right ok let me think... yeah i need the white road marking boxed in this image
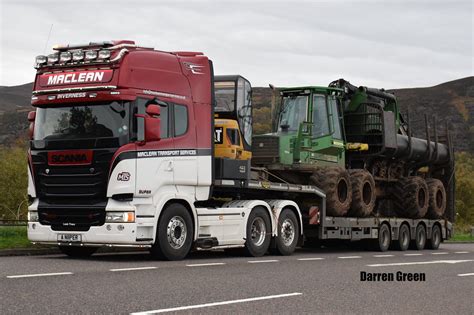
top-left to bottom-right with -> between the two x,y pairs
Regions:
455,251 -> 469,254
297,257 -> 325,261
373,254 -> 394,257
131,292 -> 303,314
404,253 -> 423,256
248,259 -> 279,264
367,259 -> 474,267
457,273 -> 474,277
338,256 -> 362,259
110,266 -> 157,272
7,272 -> 73,279
431,252 -> 449,255
186,263 -> 226,267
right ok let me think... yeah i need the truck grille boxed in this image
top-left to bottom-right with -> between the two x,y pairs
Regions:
38,205 -> 106,231
32,150 -> 114,201
251,135 -> 279,165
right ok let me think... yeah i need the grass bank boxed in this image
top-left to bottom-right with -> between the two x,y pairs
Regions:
0,226 -> 32,249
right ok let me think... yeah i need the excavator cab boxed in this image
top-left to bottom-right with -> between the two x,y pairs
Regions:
213,75 -> 252,180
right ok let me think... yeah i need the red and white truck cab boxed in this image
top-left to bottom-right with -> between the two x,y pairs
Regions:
27,40 -> 309,260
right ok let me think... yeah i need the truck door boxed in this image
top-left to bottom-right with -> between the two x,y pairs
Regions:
135,98 -> 175,197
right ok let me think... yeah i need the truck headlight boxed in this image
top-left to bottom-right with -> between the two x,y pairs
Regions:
28,211 -> 38,222
105,212 -> 135,223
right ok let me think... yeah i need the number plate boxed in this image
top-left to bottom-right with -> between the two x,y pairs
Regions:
57,234 -> 82,242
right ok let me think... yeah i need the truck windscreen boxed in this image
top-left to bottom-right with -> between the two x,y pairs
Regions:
34,101 -> 130,141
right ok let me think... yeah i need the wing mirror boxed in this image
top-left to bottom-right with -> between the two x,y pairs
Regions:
28,111 -> 36,139
136,104 -> 161,144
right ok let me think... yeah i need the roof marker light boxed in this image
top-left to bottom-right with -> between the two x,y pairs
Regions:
47,53 -> 59,64
35,55 -> 47,66
72,50 -> 84,61
59,52 -> 72,63
85,50 -> 98,61
98,50 -> 111,59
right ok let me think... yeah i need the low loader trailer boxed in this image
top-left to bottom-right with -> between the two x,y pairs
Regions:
27,40 -> 452,260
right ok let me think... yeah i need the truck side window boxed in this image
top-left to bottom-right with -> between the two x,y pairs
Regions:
174,104 -> 188,136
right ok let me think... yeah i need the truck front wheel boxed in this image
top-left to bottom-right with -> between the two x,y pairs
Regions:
59,246 -> 98,258
274,209 -> 299,256
245,207 -> 271,257
151,203 -> 193,261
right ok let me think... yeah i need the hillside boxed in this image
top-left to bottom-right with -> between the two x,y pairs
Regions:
0,77 -> 473,151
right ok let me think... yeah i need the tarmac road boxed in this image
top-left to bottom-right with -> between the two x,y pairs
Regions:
0,243 -> 473,314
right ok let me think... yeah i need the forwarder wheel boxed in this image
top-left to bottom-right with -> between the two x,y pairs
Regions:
245,207 -> 271,257
427,224 -> 441,250
310,167 -> 352,216
150,203 -> 193,261
59,246 -> 98,258
372,223 -> 391,252
426,179 -> 446,219
395,224 -> 410,251
348,169 -> 376,217
410,224 -> 426,250
394,176 -> 428,218
274,209 -> 299,256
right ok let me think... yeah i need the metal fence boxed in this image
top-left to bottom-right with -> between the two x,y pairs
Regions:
0,220 -> 27,226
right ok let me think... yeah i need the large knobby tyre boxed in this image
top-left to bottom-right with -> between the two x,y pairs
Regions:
410,224 -> 426,250
310,166 -> 352,216
394,176 -> 429,218
150,203 -> 193,261
427,224 -> 441,250
58,246 -> 98,258
395,224 -> 410,251
348,169 -> 376,217
426,179 -> 446,219
274,209 -> 299,256
245,207 -> 271,257
371,223 -> 391,252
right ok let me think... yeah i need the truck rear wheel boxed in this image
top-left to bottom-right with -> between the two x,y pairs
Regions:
274,209 -> 299,256
59,246 -> 98,258
427,224 -> 441,250
150,203 -> 193,261
410,224 -> 426,250
394,176 -> 428,218
395,224 -> 410,251
245,207 -> 271,257
310,167 -> 352,216
348,170 -> 376,217
426,179 -> 446,219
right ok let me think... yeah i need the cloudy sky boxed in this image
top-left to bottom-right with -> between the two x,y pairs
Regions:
0,0 -> 472,89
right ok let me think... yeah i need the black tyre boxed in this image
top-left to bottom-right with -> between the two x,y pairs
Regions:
426,179 -> 446,219
372,223 -> 391,252
150,203 -> 193,261
394,176 -> 428,218
395,224 -> 410,251
245,207 -> 271,257
410,224 -> 426,250
310,167 -> 352,216
348,169 -> 376,217
59,246 -> 98,258
427,224 -> 441,250
274,209 -> 299,256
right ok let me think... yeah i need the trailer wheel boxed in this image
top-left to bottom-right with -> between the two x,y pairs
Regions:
245,207 -> 271,257
310,167 -> 352,216
348,170 -> 376,217
150,203 -> 193,261
274,209 -> 299,256
394,176 -> 428,218
410,224 -> 426,250
58,246 -> 98,258
373,223 -> 391,252
426,179 -> 446,219
427,224 -> 441,250
395,224 -> 410,251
